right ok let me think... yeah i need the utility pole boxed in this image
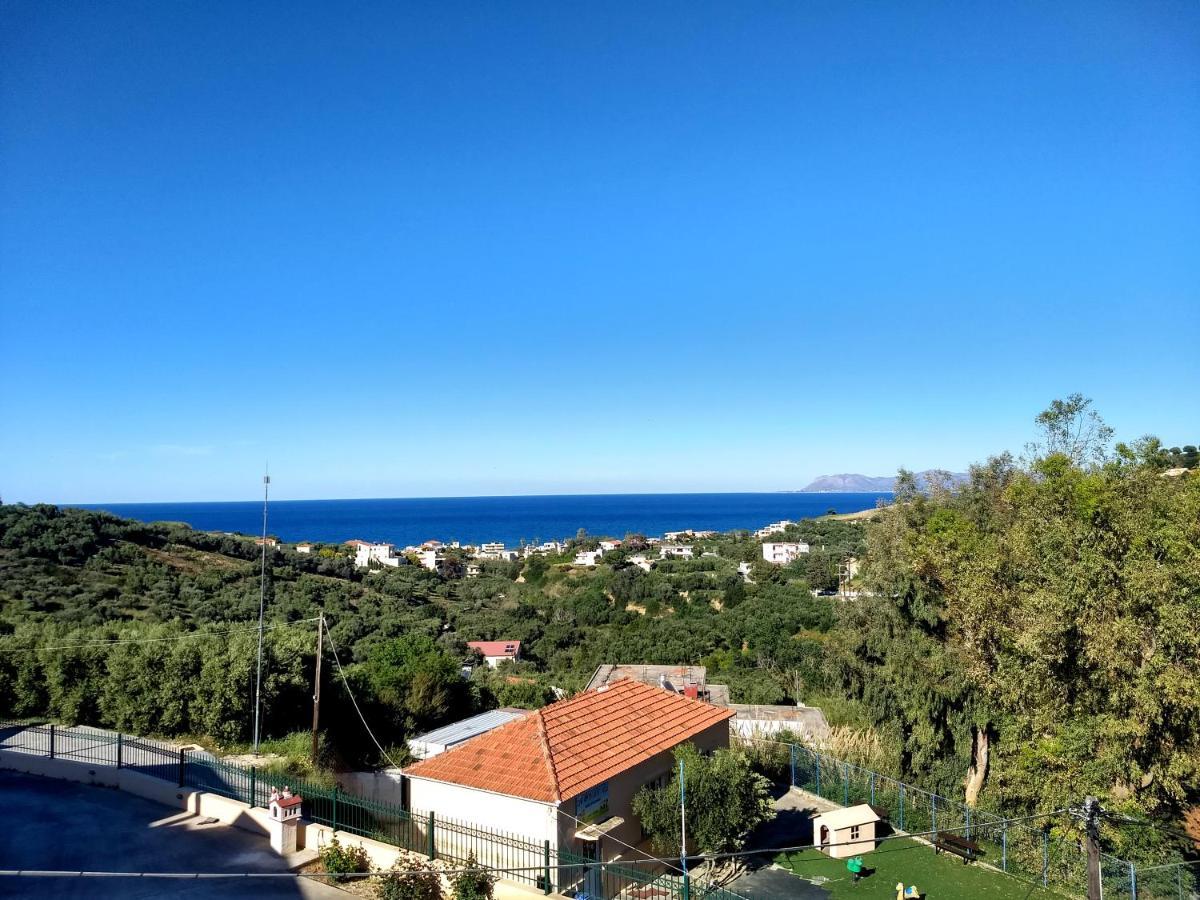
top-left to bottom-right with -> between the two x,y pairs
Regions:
311,613 -> 323,764
252,469 -> 270,756
1084,796 -> 1102,900
679,758 -> 689,900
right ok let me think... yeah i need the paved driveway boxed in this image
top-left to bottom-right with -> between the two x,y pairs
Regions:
0,771 -> 346,899
728,866 -> 831,900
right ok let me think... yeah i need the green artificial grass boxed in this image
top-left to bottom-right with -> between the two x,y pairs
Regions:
775,837 -> 1066,900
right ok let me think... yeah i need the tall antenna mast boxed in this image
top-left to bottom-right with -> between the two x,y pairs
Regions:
252,466 -> 270,755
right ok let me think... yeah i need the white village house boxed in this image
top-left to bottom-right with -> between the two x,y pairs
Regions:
658,544 -> 694,559
762,541 -> 810,565
573,549 -> 604,567
354,542 -> 405,568
754,520 -> 794,539
402,680 -> 733,869
467,640 -> 522,668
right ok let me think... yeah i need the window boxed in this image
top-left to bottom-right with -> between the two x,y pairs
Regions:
850,825 -> 860,840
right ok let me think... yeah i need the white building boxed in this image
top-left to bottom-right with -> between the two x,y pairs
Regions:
295,544 -> 312,554
754,521 -> 795,539
762,542 -> 810,565
737,561 -> 753,582
402,680 -> 733,883
573,549 -> 604,566
663,530 -> 716,541
466,562 -> 482,578
416,549 -> 445,572
477,542 -> 519,562
659,544 -> 694,559
355,542 -> 404,568
597,539 -> 622,552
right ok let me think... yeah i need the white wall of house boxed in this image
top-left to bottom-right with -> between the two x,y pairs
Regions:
407,777 -> 561,848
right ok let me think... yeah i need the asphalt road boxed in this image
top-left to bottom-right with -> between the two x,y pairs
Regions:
728,867 -> 832,900
0,770 -> 346,899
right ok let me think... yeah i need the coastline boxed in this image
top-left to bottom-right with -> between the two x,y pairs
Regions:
72,492 -> 893,548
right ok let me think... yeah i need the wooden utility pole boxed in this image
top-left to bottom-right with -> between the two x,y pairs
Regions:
311,613 -> 323,764
1084,796 -> 1102,900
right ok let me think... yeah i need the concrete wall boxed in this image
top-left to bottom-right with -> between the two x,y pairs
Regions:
336,768 -> 405,806
409,776 -> 559,847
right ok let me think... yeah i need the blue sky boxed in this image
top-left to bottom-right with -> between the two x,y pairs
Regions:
1,1 -> 1197,503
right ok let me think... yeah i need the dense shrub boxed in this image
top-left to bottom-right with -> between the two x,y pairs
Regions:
377,854 -> 443,900
451,854 -> 495,900
318,835 -> 371,883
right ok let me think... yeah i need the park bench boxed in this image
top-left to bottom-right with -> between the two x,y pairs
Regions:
933,832 -> 981,864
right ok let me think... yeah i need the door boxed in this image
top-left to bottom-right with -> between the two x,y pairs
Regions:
580,839 -> 603,899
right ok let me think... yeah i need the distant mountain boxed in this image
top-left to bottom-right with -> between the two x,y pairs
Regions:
800,471 -> 970,492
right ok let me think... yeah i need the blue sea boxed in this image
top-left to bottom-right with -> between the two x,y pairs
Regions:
77,493 -> 891,547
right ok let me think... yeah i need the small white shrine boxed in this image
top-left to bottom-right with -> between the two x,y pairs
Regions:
267,786 -> 304,855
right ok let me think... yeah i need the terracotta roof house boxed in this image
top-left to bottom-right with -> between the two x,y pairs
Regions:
403,680 -> 733,872
467,640 -> 521,668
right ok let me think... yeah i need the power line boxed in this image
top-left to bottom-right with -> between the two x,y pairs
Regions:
0,810 -> 1072,882
0,618 -> 319,654
322,626 -> 402,769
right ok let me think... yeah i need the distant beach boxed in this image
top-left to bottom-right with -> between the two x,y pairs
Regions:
76,492 -> 892,547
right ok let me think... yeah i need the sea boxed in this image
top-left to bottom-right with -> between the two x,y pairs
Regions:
76,493 -> 892,548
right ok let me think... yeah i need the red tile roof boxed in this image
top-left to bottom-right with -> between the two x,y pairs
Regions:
467,640 -> 521,658
403,679 -> 734,803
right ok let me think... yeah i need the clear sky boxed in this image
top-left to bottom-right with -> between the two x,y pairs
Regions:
1,1 -> 1197,503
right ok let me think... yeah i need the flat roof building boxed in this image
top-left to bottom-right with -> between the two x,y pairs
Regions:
407,708 -> 532,760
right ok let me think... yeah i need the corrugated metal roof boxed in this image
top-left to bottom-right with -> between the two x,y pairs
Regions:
410,708 -> 530,748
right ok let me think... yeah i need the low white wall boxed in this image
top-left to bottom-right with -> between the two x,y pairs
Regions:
408,777 -> 559,848
337,768 -> 405,806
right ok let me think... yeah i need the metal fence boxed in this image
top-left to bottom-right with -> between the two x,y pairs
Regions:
738,735 -> 1197,900
0,721 -> 744,900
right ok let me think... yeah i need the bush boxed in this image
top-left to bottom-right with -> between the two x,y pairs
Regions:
451,854 -> 495,900
319,835 -> 371,883
377,854 -> 443,900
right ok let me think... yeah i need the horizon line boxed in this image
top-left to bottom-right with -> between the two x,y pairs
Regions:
42,488 -> 901,506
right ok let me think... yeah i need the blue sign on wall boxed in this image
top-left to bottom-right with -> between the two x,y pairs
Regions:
575,781 -> 610,823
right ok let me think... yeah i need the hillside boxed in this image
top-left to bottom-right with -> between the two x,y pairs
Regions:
1,406 -> 1197,866
801,470 -> 969,492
